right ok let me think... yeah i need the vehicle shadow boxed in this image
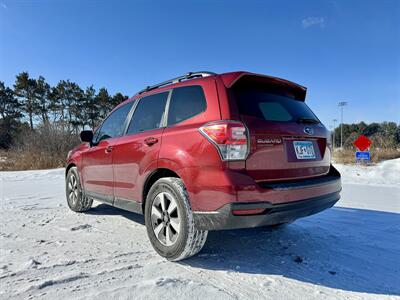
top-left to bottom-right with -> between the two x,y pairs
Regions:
87,203 -> 145,225
183,207 -> 400,296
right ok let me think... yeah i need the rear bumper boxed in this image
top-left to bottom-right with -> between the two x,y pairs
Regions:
194,191 -> 340,230
184,163 -> 341,212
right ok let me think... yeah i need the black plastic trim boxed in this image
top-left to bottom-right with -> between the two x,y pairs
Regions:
85,190 -> 143,214
114,197 -> 142,214
85,191 -> 114,205
194,191 -> 340,230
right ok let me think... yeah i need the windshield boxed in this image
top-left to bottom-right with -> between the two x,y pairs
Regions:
232,90 -> 319,123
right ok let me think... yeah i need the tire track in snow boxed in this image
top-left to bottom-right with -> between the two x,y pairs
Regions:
178,261 -> 262,299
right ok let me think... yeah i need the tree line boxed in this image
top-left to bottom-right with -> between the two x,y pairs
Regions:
1,73 -> 399,151
0,72 -> 128,149
332,121 -> 400,149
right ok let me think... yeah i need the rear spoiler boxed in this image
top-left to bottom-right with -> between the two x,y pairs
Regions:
219,72 -> 307,101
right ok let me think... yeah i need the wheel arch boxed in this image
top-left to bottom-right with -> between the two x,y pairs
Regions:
65,163 -> 77,177
65,163 -> 85,189
142,168 -> 181,213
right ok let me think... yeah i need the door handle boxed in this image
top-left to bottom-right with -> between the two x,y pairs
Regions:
105,145 -> 113,153
144,137 -> 158,146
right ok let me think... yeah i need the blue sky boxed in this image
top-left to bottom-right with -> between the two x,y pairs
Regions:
1,0 -> 399,126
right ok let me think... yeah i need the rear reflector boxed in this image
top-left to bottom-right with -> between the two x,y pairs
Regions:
232,208 -> 266,216
199,121 -> 249,161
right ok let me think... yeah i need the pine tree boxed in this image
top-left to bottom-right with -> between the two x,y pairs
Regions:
0,81 -> 21,120
95,88 -> 111,119
50,80 -> 82,130
111,92 -> 129,107
75,89 -> 87,131
34,76 -> 51,124
65,81 -> 84,133
48,85 -> 62,122
81,86 -> 98,129
0,81 -> 23,148
13,72 -> 38,129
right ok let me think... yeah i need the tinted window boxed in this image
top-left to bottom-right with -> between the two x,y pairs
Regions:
233,90 -> 319,123
259,101 -> 292,121
127,92 -> 169,134
167,86 -> 206,125
95,102 -> 133,142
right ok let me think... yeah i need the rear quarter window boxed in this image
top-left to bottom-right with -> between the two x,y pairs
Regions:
167,85 -> 206,125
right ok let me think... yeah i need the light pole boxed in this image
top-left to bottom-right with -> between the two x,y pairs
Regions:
332,119 -> 338,151
338,101 -> 348,149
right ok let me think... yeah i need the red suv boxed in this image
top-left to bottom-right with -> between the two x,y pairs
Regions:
66,71 -> 341,261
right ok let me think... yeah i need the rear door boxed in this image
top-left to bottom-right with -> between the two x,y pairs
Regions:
112,91 -> 170,202
230,77 -> 330,182
81,102 -> 133,202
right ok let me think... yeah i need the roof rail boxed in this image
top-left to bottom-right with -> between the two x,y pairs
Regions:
137,71 -> 216,94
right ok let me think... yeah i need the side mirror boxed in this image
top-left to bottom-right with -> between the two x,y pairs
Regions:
80,130 -> 93,143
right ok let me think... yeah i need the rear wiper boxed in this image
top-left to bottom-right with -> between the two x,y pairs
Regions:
297,117 -> 320,124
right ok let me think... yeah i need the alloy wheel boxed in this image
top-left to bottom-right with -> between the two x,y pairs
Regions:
151,192 -> 181,246
67,174 -> 79,206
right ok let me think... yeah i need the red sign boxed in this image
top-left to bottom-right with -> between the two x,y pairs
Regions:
353,135 -> 372,151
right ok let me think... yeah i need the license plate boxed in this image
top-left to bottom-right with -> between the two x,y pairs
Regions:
293,141 -> 316,159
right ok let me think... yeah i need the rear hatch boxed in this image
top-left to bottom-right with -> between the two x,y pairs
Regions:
229,74 -> 331,182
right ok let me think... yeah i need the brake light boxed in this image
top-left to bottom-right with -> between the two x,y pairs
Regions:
199,121 -> 249,161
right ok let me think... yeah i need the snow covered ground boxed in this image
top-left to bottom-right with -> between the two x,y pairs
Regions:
0,160 -> 399,300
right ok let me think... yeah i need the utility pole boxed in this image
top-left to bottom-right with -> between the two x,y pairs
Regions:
338,101 -> 348,149
332,119 -> 338,151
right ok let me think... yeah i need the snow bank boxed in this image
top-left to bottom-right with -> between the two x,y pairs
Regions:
334,158 -> 400,187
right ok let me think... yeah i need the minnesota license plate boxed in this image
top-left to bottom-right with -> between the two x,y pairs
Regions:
293,141 -> 316,159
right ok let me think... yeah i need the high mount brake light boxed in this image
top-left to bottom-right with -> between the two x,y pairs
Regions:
199,121 -> 249,161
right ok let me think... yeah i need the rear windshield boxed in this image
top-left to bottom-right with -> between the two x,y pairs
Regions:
232,89 -> 319,123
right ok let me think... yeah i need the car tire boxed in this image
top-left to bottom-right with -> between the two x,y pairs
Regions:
144,177 -> 208,261
66,167 -> 93,212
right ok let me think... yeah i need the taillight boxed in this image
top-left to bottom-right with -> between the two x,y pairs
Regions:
327,133 -> 333,154
199,121 -> 249,161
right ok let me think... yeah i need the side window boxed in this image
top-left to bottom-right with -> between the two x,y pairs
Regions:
167,86 -> 206,125
94,102 -> 133,143
127,92 -> 169,134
